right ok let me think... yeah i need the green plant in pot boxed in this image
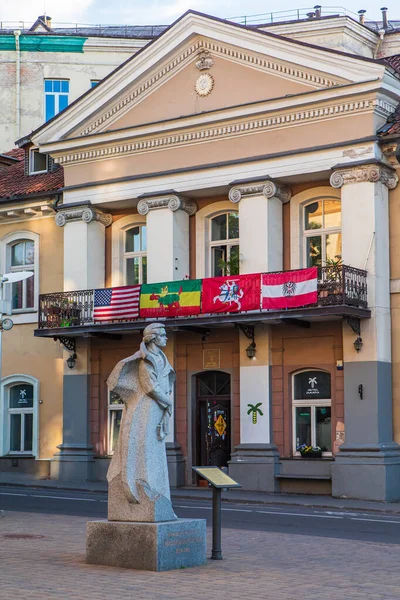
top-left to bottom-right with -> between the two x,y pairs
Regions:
297,444 -> 322,458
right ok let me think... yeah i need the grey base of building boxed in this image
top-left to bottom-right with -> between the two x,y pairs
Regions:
50,444 -> 94,482
166,441 -> 185,488
228,443 -> 280,492
332,443 -> 400,502
86,518 -> 207,571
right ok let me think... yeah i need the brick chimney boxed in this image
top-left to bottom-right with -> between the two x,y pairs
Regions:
358,9 -> 366,24
314,5 -> 322,18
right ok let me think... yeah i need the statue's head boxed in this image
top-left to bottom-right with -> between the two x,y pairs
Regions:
142,323 -> 167,348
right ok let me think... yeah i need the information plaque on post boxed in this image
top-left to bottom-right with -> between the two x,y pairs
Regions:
192,466 -> 241,560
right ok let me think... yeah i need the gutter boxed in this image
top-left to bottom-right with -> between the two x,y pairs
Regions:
14,30 -> 21,141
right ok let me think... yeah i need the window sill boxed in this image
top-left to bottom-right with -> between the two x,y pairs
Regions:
9,312 -> 38,325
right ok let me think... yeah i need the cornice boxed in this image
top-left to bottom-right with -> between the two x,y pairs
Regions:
229,179 -> 291,203
55,96 -> 380,167
55,203 -> 112,227
137,195 -> 197,216
330,164 -> 398,189
78,37 -> 345,138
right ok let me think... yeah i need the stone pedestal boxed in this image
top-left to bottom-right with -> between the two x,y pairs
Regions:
86,519 -> 207,571
228,443 -> 280,492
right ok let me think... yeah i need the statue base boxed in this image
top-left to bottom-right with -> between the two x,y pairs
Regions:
86,518 -> 207,571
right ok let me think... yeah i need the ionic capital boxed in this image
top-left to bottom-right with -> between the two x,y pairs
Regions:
137,195 -> 197,216
330,164 -> 398,190
229,179 -> 292,204
55,204 -> 112,228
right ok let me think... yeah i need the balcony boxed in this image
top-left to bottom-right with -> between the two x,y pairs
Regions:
35,265 -> 369,337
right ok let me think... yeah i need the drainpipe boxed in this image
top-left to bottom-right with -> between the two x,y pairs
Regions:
374,28 -> 386,59
14,30 -> 21,141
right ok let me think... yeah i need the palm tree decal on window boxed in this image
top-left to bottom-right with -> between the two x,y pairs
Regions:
247,403 -> 263,424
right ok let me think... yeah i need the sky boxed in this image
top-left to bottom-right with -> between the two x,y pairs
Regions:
0,0 -> 398,27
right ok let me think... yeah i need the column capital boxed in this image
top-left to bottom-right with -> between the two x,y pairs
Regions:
228,179 -> 292,204
55,203 -> 112,228
330,164 -> 398,190
137,194 -> 197,216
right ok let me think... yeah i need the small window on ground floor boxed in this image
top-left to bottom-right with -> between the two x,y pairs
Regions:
8,383 -> 34,454
292,370 -> 332,455
108,390 -> 124,454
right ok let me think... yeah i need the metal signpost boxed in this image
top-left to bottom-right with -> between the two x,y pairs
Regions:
192,466 -> 241,560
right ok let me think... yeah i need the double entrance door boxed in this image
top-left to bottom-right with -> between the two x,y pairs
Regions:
195,371 -> 231,468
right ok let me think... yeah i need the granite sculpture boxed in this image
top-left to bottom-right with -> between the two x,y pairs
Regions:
107,322 -> 178,522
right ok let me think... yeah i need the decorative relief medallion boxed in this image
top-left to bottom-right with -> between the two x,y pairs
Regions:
195,49 -> 214,71
195,73 -> 214,97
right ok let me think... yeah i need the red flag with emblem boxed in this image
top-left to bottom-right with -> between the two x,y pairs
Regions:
202,274 -> 261,314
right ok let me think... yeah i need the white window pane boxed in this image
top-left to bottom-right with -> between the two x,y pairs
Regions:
211,214 -> 227,241
306,236 -> 322,267
305,201 -> 322,230
24,413 -> 33,452
141,226 -> 147,251
316,406 -> 331,451
228,213 -> 239,239
228,244 -> 240,275
32,151 -> 47,173
10,414 -> 21,451
325,233 -> 342,264
323,200 -> 341,228
212,245 -> 226,276
295,406 -> 311,448
25,241 -> 34,264
11,243 -> 24,266
125,227 -> 140,252
10,384 -> 34,409
126,257 -> 140,285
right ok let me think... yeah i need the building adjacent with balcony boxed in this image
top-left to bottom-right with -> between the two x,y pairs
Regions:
1,8 -> 400,500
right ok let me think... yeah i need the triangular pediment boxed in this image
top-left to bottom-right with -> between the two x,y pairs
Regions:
32,10 -> 386,147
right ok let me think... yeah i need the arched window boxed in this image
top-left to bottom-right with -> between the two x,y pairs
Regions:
1,375 -> 39,456
292,370 -> 331,455
124,225 -> 147,285
1,232 -> 39,314
303,199 -> 341,268
209,212 -> 239,276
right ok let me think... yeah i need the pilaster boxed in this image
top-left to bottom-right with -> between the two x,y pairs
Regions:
55,202 -> 112,291
137,194 -> 197,283
330,163 -> 400,501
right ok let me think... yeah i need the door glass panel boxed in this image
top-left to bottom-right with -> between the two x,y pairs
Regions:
125,227 -> 140,252
211,246 -> 226,277
126,257 -> 140,285
306,236 -> 322,267
211,214 -> 227,241
24,414 -> 33,452
305,201 -> 322,230
294,371 -> 330,400
11,242 -> 24,266
228,245 -> 240,275
316,406 -> 331,451
228,213 -> 239,239
10,414 -> 21,451
25,241 -> 35,264
198,372 -> 216,396
10,384 -> 34,409
325,233 -> 342,264
295,406 -> 311,448
323,200 -> 341,228
216,372 -> 230,395
11,281 -> 23,309
142,256 -> 147,284
26,273 -> 34,308
141,226 -> 147,251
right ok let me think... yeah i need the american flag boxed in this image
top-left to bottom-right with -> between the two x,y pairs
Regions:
93,286 -> 140,322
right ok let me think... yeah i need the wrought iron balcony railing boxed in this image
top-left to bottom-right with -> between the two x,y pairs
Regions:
37,265 -> 367,330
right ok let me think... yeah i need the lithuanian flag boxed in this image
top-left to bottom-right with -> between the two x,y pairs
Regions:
139,279 -> 202,318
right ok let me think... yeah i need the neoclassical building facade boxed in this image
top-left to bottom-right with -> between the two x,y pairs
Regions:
13,10 -> 400,500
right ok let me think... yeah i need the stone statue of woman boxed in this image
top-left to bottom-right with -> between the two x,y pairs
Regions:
106,322 -> 177,522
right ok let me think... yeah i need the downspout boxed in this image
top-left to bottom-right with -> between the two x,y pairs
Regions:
14,30 -> 21,141
374,28 -> 385,59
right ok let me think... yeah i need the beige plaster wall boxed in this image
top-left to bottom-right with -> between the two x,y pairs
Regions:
0,215 -> 64,459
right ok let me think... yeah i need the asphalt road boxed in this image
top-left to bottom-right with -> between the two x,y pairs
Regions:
1,484 -> 400,545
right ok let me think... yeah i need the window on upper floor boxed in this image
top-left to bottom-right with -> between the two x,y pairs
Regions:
303,199 -> 341,268
209,212 -> 239,276
29,148 -> 48,175
44,79 -> 69,122
4,235 -> 38,312
125,225 -> 147,285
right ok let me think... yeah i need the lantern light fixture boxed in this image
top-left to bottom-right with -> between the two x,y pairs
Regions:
353,336 -> 363,352
246,341 -> 256,360
67,353 -> 77,369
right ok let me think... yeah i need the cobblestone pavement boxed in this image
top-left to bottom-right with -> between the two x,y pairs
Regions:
1,511 -> 400,600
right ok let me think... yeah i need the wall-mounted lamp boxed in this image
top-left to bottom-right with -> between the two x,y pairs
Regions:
246,341 -> 256,360
353,336 -> 363,352
67,353 -> 77,369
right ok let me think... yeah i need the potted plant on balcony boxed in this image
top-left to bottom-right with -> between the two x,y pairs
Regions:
297,444 -> 323,458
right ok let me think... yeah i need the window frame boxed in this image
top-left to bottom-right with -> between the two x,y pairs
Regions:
292,370 -> 332,457
111,216 -> 147,287
44,79 -> 69,122
1,231 -> 39,315
303,199 -> 341,268
0,375 -> 39,457
124,224 -> 147,286
29,148 -> 48,175
107,390 -> 124,455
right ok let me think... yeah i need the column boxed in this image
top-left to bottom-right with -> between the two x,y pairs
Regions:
137,194 -> 197,283
227,179 -> 291,491
51,203 -> 112,481
330,163 -> 400,501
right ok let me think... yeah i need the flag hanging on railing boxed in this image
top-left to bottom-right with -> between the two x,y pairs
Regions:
261,267 -> 318,310
93,285 -> 140,321
202,274 -> 261,314
140,279 -> 202,318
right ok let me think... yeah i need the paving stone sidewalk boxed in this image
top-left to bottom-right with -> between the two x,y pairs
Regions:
1,510 -> 400,600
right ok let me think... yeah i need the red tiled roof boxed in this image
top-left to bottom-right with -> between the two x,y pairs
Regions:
377,103 -> 400,137
384,54 -> 400,76
0,148 -> 64,201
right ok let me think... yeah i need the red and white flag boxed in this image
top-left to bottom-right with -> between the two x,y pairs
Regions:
93,285 -> 140,321
261,268 -> 318,310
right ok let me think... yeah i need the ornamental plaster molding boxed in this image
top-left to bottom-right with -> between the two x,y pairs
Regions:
229,180 -> 292,203
55,204 -> 113,227
195,48 -> 214,71
381,142 -> 400,169
137,195 -> 197,216
78,38 -> 344,137
330,164 -> 398,189
56,98 -> 376,167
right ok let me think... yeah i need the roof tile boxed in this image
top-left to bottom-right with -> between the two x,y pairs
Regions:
0,149 -> 63,201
